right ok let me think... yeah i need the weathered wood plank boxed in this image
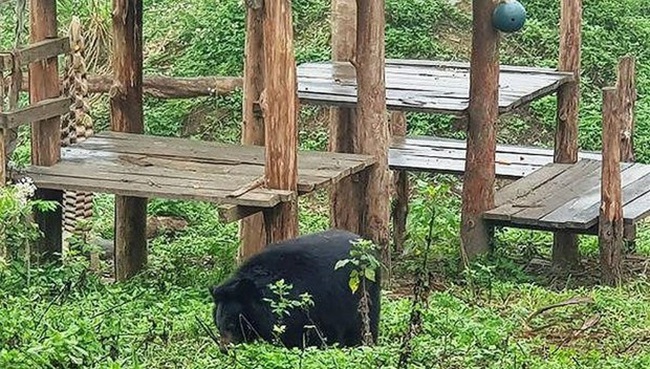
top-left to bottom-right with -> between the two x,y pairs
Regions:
0,37 -> 70,71
483,159 -> 601,223
494,163 -> 574,206
0,96 -> 71,129
25,171 -> 293,207
219,204 -> 263,223
394,135 -> 602,160
542,163 -> 647,228
296,60 -> 573,114
623,190 -> 650,224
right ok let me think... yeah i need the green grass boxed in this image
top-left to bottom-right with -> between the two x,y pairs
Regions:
1,0 -> 649,367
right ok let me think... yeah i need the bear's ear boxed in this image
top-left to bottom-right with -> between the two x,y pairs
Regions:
232,277 -> 259,300
209,284 -> 227,303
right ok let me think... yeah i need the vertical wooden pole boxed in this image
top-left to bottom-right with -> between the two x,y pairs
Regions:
261,0 -> 299,243
238,3 -> 266,262
390,111 -> 409,252
329,0 -> 363,234
460,0 -> 500,262
356,0 -> 391,273
0,72 -> 5,261
616,56 -> 636,163
599,87 -> 623,286
111,0 -> 147,280
30,0 -> 63,261
552,0 -> 582,269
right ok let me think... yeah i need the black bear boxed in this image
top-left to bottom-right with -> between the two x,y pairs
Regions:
209,229 -> 381,349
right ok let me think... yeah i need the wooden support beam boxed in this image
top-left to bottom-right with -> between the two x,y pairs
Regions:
390,111 -> 409,252
111,0 -> 147,281
30,0 -> 63,262
15,74 -> 242,98
356,0 -> 391,272
238,3 -> 267,262
460,0 -> 500,262
616,56 -> 636,163
599,87 -> 623,286
552,0 -> 583,270
261,0 -> 299,243
0,37 -> 70,71
329,0 -> 363,235
0,96 -> 71,129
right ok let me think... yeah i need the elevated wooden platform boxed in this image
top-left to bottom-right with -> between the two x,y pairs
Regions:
297,59 -> 574,115
389,136 -> 602,179
22,132 -> 376,218
483,159 -> 650,239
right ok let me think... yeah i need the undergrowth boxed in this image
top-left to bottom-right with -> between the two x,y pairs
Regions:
0,0 -> 649,367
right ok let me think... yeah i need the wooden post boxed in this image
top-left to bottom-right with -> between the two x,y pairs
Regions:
460,0 -> 500,262
111,0 -> 147,280
261,0 -> 299,243
616,56 -> 636,162
599,87 -> 623,286
238,3 -> 266,262
30,0 -> 63,261
552,0 -> 582,269
356,0 -> 391,272
390,111 -> 409,252
329,0 -> 363,234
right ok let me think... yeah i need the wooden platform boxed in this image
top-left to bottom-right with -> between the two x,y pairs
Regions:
483,159 -> 650,239
297,59 -> 574,115
389,136 -> 602,179
22,132 -> 376,215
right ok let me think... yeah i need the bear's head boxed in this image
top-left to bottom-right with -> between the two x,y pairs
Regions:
209,277 -> 265,348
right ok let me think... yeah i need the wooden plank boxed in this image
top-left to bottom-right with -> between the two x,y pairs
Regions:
483,159 -> 601,223
623,190 -> 650,224
394,135 -> 602,160
385,59 -> 575,77
0,96 -> 71,129
389,149 -> 540,179
218,204 -> 263,223
0,37 -> 70,71
542,163 -> 648,228
506,160 -> 604,227
25,171 -> 293,207
84,131 -> 376,166
494,163 -> 574,206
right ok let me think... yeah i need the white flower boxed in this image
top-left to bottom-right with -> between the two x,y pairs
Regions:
14,177 -> 37,206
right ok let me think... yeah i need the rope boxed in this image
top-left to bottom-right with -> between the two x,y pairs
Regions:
61,16 -> 95,235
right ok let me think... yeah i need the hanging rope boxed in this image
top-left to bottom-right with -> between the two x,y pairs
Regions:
61,16 -> 95,235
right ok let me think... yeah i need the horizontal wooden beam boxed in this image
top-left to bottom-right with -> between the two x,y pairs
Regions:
0,37 -> 70,71
218,204 -> 263,223
13,74 -> 243,99
0,96 -> 71,129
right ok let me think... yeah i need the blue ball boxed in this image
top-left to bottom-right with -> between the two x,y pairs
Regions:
492,0 -> 527,33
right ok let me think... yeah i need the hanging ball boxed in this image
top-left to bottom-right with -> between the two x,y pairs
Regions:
492,0 -> 527,33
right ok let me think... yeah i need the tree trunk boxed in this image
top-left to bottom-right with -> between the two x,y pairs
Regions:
111,0 -> 147,281
261,0 -> 299,243
390,111 -> 408,252
356,0 -> 391,275
552,0 -> 583,270
238,4 -> 267,262
599,87 -> 623,286
460,0 -> 500,262
30,0 -> 63,262
329,0 -> 363,235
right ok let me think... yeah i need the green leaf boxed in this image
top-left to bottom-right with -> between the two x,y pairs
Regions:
349,273 -> 359,294
364,268 -> 376,282
334,259 -> 349,270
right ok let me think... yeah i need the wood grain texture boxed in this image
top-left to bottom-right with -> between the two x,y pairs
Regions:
616,56 -> 636,162
261,0 -> 299,244
329,0 -> 363,235
111,0 -> 147,281
460,0 -> 500,261
599,87 -> 623,286
29,0 -> 63,261
239,3 -> 267,262
552,0 -> 583,269
356,0 -> 391,274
